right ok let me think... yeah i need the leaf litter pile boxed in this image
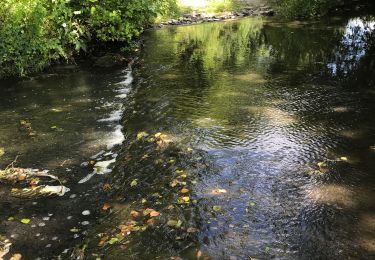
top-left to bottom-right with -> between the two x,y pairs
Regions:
0,157 -> 70,199
70,131 -> 209,259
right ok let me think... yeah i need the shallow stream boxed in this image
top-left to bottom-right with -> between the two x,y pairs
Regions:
1,15 -> 375,259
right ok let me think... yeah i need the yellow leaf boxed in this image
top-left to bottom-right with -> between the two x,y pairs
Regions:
136,131 -> 149,140
50,108 -> 63,112
130,179 -> 138,187
20,218 -> 30,224
180,188 -> 189,193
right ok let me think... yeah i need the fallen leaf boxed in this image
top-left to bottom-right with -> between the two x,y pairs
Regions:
317,162 -> 327,167
167,219 -> 182,228
170,179 -> 179,187
178,196 -> 190,203
102,203 -> 111,210
212,205 -> 222,212
211,188 -> 227,194
50,108 -> 63,112
150,210 -> 160,217
70,228 -> 80,233
20,218 -> 30,224
143,208 -> 154,216
136,131 -> 149,140
98,236 -> 108,246
0,147 -> 4,157
340,156 -> 348,161
180,188 -> 189,193
103,183 -> 111,190
107,237 -> 119,245
187,227 -> 197,233
130,210 -> 140,218
130,179 -> 138,187
10,254 -> 22,260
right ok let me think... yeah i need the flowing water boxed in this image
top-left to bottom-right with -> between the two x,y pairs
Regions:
1,15 -> 375,260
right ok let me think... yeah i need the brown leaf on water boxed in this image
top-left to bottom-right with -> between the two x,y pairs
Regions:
143,208 -> 154,216
98,236 -> 109,247
211,188 -> 227,195
130,210 -> 140,218
119,221 -> 137,235
150,210 -> 160,217
102,203 -> 111,210
17,174 -> 26,181
170,179 -> 179,187
187,227 -> 198,233
103,183 -> 111,191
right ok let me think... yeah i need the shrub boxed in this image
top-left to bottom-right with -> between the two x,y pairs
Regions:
0,0 -> 176,78
0,0 -> 87,77
272,0 -> 340,18
71,0 -> 177,42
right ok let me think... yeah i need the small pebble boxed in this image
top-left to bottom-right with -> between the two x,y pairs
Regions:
43,217 -> 50,221
82,210 -> 90,216
38,222 -> 46,227
69,194 -> 77,199
81,221 -> 90,226
46,244 -> 51,248
52,236 -> 58,241
66,216 -> 73,220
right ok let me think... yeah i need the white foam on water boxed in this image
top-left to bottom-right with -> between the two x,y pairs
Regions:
79,69 -> 133,184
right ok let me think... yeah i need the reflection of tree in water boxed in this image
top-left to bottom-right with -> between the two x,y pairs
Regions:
326,17 -> 375,87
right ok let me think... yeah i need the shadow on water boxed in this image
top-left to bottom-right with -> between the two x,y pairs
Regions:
1,13 -> 375,260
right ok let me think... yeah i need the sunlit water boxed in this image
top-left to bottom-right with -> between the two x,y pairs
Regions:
1,15 -> 375,259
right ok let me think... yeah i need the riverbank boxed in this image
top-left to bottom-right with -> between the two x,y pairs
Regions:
157,5 -> 274,27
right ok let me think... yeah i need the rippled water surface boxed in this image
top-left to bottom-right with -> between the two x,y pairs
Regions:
1,15 -> 375,259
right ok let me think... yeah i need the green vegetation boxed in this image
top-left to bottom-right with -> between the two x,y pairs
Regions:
272,0 -> 341,18
0,0 -> 177,78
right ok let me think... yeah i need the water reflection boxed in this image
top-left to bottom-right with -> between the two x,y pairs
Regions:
116,16 -> 375,259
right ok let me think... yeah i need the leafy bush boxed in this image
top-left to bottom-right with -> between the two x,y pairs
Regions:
82,0 -> 177,42
0,0 -> 87,77
0,0 -> 177,78
272,0 -> 341,18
